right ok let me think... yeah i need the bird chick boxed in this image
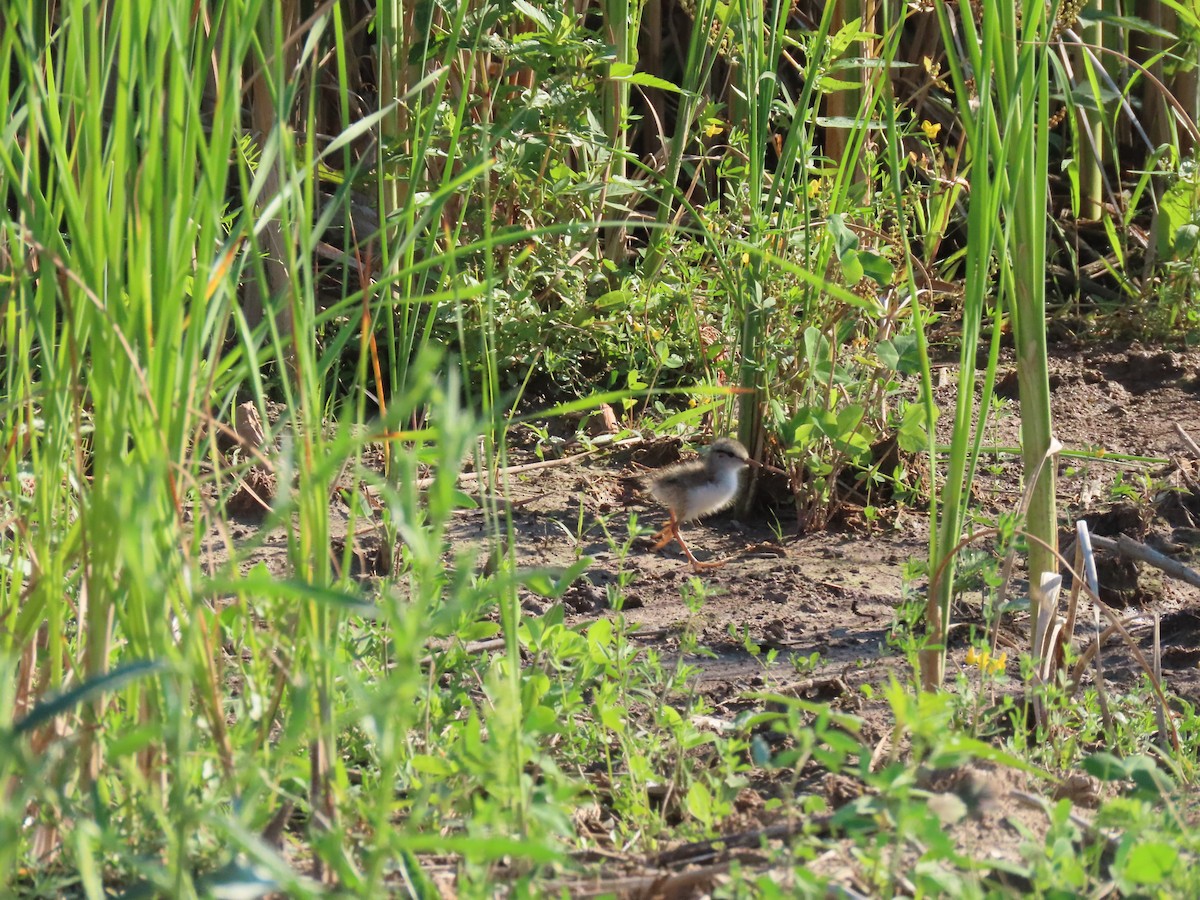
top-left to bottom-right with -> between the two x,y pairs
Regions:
647,438 -> 750,570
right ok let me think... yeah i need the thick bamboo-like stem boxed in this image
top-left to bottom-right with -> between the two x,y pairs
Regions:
1166,5 -> 1198,158
599,0 -> 638,264
375,0 -> 419,547
1074,10 -> 1104,221
735,0 -> 787,508
642,0 -> 666,158
923,0 -> 1055,689
245,0 -> 300,351
1140,2 -> 1171,149
1009,1 -> 1057,627
824,0 -> 850,167
642,0 -> 722,276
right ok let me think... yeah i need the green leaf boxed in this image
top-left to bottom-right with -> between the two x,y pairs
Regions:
686,782 -> 713,826
878,334 -> 921,375
458,621 -> 501,642
511,0 -> 552,30
826,213 -> 859,257
815,116 -> 884,130
1156,176 -> 1197,257
519,557 -> 592,598
593,289 -> 631,308
451,489 -> 479,509
857,249 -> 893,286
1174,223 -> 1199,258
616,72 -> 687,95
817,75 -> 863,92
802,326 -> 832,374
206,569 -> 377,616
410,754 -> 455,777
897,400 -> 933,453
1126,755 -> 1174,795
1122,842 -> 1179,885
587,618 -> 613,654
840,248 -> 864,285
107,724 -> 159,760
524,705 -> 559,733
13,659 -> 168,736
828,17 -> 864,56
1081,752 -> 1127,781
1090,11 -> 1180,39
598,702 -> 626,733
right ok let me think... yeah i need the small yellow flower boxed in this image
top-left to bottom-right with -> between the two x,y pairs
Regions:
920,119 -> 942,141
988,652 -> 1008,675
632,321 -> 644,332
807,178 -> 821,198
741,251 -> 751,266
649,327 -> 663,341
704,119 -> 724,138
965,646 -> 979,666
688,397 -> 698,408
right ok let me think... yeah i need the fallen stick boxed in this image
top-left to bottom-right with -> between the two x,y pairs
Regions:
415,436 -> 644,489
1174,422 -> 1200,459
1088,533 -> 1200,590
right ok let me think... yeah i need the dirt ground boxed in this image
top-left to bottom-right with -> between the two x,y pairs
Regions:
218,341 -> 1200,893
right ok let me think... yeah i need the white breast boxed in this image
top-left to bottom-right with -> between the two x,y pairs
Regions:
679,467 -> 743,521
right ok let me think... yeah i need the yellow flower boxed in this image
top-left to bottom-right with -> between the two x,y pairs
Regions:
807,178 -> 821,198
988,652 -> 1008,675
704,119 -> 724,138
649,327 -> 663,340
965,646 -> 979,666
921,119 -> 941,141
741,251 -> 751,266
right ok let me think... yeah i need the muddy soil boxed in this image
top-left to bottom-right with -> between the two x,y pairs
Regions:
215,341 -> 1200,892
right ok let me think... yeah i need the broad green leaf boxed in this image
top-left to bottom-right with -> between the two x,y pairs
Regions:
803,326 -> 832,372
897,400 -> 934,453
857,249 -> 894,286
1122,842 -> 1179,885
1081,752 -> 1127,781
512,0 -> 552,30
1174,223 -> 1199,258
878,334 -> 921,374
686,782 -> 713,825
524,705 -> 559,733
519,557 -> 592,598
826,213 -> 859,258
840,248 -> 864,285
410,754 -> 455,777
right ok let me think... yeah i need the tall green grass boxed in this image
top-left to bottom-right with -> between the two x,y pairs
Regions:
0,0 -> 545,890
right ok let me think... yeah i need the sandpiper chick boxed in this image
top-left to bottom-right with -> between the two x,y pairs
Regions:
647,438 -> 750,570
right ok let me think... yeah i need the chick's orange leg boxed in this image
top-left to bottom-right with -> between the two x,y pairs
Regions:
649,512 -> 680,551
676,531 -> 726,571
